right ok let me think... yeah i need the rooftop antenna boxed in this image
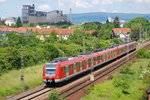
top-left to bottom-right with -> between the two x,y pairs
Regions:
70,8 -> 72,24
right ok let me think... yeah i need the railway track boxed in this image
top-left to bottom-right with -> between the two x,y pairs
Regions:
59,41 -> 150,100
6,40 -> 150,100
60,51 -> 136,99
7,85 -> 53,100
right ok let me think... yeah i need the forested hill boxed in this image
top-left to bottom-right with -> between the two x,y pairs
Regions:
67,12 -> 150,24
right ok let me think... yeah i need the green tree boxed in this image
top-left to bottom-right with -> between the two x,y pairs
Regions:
114,16 -> 120,28
130,23 -> 142,40
97,23 -> 114,39
16,17 -> 22,27
124,17 -> 150,40
82,22 -> 98,31
46,30 -> 58,43
0,18 -> 5,25
106,19 -> 109,23
39,43 -> 59,61
2,31 -> 41,47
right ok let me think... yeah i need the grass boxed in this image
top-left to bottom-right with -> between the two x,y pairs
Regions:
82,59 -> 150,100
0,64 -> 43,100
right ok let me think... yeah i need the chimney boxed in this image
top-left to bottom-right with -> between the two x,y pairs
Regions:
70,8 -> 72,24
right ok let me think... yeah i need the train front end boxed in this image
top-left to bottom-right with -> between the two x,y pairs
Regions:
43,63 -> 58,85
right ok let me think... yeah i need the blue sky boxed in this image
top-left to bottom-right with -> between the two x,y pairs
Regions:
0,0 -> 150,18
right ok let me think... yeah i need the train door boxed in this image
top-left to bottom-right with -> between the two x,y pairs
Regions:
108,51 -> 110,60
73,63 -> 76,74
97,55 -> 100,64
82,60 -> 86,70
88,58 -> 92,68
65,65 -> 69,77
116,47 -> 120,56
80,61 -> 82,71
110,51 -> 112,59
61,65 -> 66,78
100,54 -> 104,63
104,53 -> 107,61
69,64 -> 74,76
113,50 -> 115,58
76,62 -> 81,73
93,56 -> 97,66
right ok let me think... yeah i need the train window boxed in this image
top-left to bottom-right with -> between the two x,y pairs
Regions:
62,67 -> 65,74
97,56 -> 100,61
64,67 -> 67,73
108,52 -> 110,57
101,55 -> 103,60
94,57 -> 97,63
100,55 -> 102,60
113,51 -> 115,56
88,59 -> 91,65
80,62 -> 82,68
82,61 -> 86,67
73,64 -> 76,70
66,66 -> 69,72
69,65 -> 73,72
76,62 -> 80,69
105,53 -> 107,59
107,53 -> 108,58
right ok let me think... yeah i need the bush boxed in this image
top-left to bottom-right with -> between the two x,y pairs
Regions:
49,90 -> 63,100
113,76 -> 130,94
143,73 -> 150,86
120,67 -> 135,75
137,49 -> 150,58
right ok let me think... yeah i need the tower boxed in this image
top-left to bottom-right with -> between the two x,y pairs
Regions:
70,8 -> 72,24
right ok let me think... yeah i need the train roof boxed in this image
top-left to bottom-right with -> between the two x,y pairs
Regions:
47,41 -> 136,65
50,57 -> 69,63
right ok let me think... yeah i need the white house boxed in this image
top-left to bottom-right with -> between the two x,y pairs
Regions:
4,17 -> 16,26
112,28 -> 131,40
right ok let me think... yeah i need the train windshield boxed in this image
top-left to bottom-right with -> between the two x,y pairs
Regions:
46,69 -> 56,74
46,63 -> 57,76
46,63 -> 57,68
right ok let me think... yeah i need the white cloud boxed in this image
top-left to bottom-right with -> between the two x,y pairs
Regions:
59,0 -> 93,8
99,9 -> 107,12
38,4 -> 50,11
73,0 -> 93,8
112,10 -> 119,13
0,0 -> 6,3
136,0 -> 150,2
92,0 -> 123,5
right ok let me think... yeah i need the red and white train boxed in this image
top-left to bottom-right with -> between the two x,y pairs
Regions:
43,41 -> 136,86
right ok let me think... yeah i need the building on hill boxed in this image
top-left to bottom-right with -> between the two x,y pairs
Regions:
22,4 -> 67,24
112,28 -> 131,41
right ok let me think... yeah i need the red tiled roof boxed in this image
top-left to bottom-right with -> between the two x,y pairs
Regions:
0,25 -> 9,28
84,31 -> 94,34
0,26 -> 94,35
56,29 -> 75,35
112,28 -> 131,33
